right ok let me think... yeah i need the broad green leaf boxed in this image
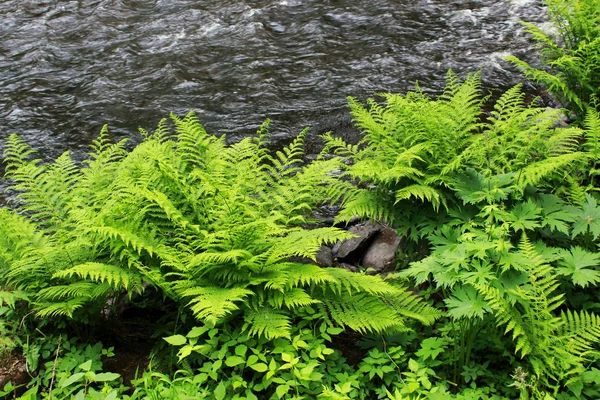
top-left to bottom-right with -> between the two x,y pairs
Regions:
60,372 -> 85,389
250,363 -> 268,372
105,391 -> 118,400
187,326 -> 209,338
235,344 -> 248,357
416,337 -> 448,361
246,390 -> 259,400
276,384 -> 290,399
557,247 -> 600,288
225,355 -> 246,367
79,360 -> 93,372
214,381 -> 227,400
163,334 -> 187,346
445,285 -> 491,320
94,372 -> 120,382
246,355 -> 258,366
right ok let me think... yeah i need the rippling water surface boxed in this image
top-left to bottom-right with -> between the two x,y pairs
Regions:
0,0 -> 546,162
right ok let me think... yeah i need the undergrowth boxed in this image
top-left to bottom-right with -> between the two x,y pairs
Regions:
2,2 -> 600,398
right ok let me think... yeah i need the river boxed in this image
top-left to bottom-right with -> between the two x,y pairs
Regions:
0,0 -> 546,164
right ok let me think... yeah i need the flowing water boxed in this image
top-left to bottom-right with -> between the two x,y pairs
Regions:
0,0 -> 546,165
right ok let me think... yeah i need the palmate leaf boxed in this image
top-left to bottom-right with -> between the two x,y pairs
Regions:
401,255 -> 443,285
556,247 -> 600,288
537,194 -> 576,234
507,199 -> 542,232
461,259 -> 495,286
444,284 -> 491,320
571,194 -> 600,239
454,169 -> 515,205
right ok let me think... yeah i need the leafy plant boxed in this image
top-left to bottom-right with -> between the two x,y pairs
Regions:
325,72 -> 585,233
507,0 -> 600,119
478,235 -> 600,396
19,335 -> 124,399
1,113 -> 439,340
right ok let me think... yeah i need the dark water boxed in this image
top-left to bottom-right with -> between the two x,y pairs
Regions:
0,0 -> 546,163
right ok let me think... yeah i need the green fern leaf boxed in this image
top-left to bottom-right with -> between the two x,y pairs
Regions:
181,286 -> 254,325
244,307 -> 292,339
52,262 -> 142,292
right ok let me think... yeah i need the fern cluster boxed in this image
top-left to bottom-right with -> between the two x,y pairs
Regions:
321,72 -> 600,396
478,235 -> 600,395
325,71 -> 586,236
507,0 -> 600,120
0,112 -> 439,339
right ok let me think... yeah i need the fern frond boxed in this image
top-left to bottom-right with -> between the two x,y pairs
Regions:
35,298 -> 89,318
269,228 -> 355,263
583,108 -> 600,159
282,263 -> 339,288
321,293 -> 406,334
382,287 -> 443,326
244,306 -> 292,339
325,268 -> 402,296
395,184 -> 445,211
2,134 -> 38,172
517,152 -> 583,190
558,309 -> 600,358
0,290 -> 29,308
91,226 -> 159,257
52,262 -> 142,292
266,288 -> 320,309
36,282 -> 112,301
336,189 -> 397,224
180,286 -> 254,325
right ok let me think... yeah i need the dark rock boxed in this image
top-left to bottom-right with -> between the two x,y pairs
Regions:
332,221 -> 382,261
315,245 -> 334,267
337,262 -> 359,273
362,226 -> 402,273
288,245 -> 333,267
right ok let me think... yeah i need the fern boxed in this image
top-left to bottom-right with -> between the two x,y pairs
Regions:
52,262 -> 143,293
476,235 -> 600,393
329,72 -> 584,231
1,112 -> 438,339
507,0 -> 600,119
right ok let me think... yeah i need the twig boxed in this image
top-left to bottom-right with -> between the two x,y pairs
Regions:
47,336 -> 62,399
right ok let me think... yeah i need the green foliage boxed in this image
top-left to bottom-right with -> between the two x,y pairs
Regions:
507,0 -> 600,119
478,236 -> 600,392
326,72 -> 586,231
17,335 -> 125,399
4,65 -> 600,399
0,112 -> 437,340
